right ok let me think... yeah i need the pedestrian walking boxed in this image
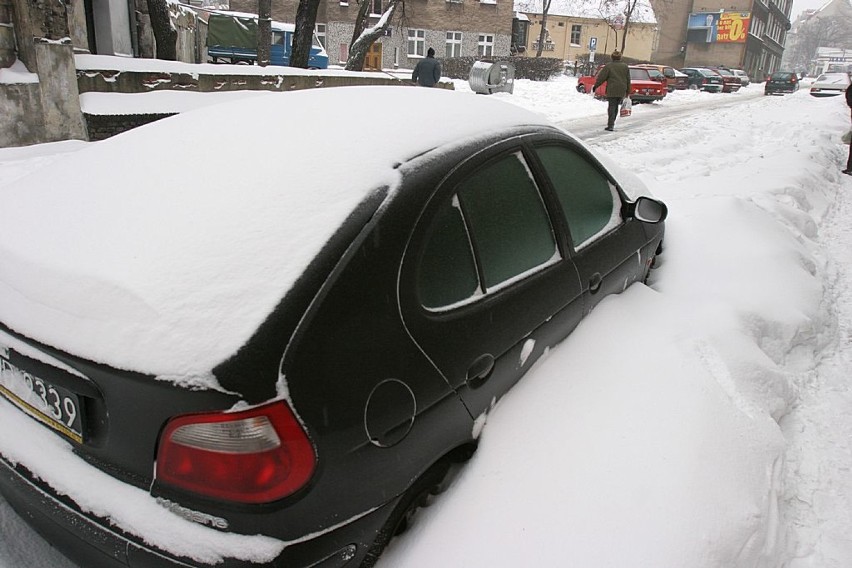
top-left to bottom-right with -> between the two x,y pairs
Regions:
592,50 -> 631,131
412,48 -> 442,87
843,82 -> 852,175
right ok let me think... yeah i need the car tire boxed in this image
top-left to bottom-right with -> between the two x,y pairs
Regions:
689,84 -> 699,90
361,447 -> 473,567
577,84 -> 586,93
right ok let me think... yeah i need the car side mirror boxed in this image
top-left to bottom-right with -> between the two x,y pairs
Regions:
633,196 -> 667,223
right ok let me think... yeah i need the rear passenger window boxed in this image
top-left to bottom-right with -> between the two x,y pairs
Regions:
417,151 -> 559,310
535,145 -> 621,249
418,196 -> 480,310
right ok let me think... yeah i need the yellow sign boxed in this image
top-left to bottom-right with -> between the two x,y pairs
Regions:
717,13 -> 750,43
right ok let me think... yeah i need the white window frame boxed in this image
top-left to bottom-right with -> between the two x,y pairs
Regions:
315,23 -> 327,49
570,24 -> 581,46
370,0 -> 382,17
408,29 -> 426,57
478,34 -> 494,57
446,31 -> 462,58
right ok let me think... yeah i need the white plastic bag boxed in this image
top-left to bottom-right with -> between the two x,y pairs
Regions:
620,97 -> 633,117
842,129 -> 852,145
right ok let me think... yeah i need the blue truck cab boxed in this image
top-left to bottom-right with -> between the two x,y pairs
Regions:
206,12 -> 329,69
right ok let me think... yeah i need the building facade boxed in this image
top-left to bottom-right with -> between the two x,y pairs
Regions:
230,0 -> 514,70
650,0 -> 793,81
519,12 -> 658,63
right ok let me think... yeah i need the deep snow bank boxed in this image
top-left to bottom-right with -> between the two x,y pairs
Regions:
378,88 -> 847,567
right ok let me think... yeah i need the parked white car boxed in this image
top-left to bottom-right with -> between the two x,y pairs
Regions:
731,69 -> 750,87
809,72 -> 850,97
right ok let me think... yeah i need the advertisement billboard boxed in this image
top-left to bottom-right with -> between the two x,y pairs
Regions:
687,12 -> 750,43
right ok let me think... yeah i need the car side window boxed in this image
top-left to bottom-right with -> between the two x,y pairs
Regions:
534,145 -> 621,249
458,151 -> 558,289
418,196 -> 481,310
418,151 -> 559,310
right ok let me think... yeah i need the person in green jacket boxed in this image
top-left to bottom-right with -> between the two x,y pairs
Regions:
592,50 -> 632,131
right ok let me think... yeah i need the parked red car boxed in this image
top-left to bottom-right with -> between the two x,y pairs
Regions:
576,65 -> 667,103
635,64 -> 689,92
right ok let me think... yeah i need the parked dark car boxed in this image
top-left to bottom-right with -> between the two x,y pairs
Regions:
0,86 -> 666,568
709,68 -> 742,92
680,67 -> 724,92
764,71 -> 800,95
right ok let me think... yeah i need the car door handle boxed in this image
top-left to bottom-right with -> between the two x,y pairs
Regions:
589,272 -> 602,294
466,353 -> 495,386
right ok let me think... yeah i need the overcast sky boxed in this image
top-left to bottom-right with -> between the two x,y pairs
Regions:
790,0 -> 830,18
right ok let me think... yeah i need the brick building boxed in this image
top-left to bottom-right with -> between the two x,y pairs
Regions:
650,0 -> 793,80
230,0 -> 514,70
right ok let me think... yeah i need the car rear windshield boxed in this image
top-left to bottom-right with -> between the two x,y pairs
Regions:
771,72 -> 794,80
630,68 -> 651,80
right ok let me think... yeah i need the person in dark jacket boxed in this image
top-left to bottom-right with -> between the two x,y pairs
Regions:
592,50 -> 632,131
412,48 -> 442,87
844,83 -> 852,175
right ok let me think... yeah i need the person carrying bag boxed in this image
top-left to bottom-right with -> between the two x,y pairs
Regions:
592,50 -> 631,132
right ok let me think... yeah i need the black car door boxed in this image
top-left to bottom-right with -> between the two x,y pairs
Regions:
529,141 -> 651,314
398,140 -> 585,419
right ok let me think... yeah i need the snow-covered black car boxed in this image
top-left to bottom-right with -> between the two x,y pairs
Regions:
0,86 -> 666,567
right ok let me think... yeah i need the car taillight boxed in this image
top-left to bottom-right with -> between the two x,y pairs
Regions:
156,401 -> 316,503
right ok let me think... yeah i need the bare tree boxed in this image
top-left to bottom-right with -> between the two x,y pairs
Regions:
147,0 -> 177,60
599,0 -> 658,53
785,12 -> 852,73
291,0 -> 322,68
535,0 -> 553,57
345,1 -> 401,71
258,0 -> 271,67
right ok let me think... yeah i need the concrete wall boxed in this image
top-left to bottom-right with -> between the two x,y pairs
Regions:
0,41 -> 87,147
77,67 -> 452,94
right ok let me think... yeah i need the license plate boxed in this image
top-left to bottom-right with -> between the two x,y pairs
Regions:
0,355 -> 84,443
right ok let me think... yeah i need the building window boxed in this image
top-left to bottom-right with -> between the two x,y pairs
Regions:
370,0 -> 382,16
408,29 -> 426,57
478,34 -> 494,57
315,24 -> 327,49
570,24 -> 581,45
339,43 -> 349,64
446,31 -> 462,58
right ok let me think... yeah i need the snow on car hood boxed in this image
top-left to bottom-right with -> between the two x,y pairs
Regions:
0,86 -> 550,388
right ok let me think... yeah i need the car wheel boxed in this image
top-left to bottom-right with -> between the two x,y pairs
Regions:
689,84 -> 699,90
361,448 -> 473,567
577,84 -> 586,93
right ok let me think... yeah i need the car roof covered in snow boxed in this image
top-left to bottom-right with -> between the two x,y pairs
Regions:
0,86 -> 550,387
